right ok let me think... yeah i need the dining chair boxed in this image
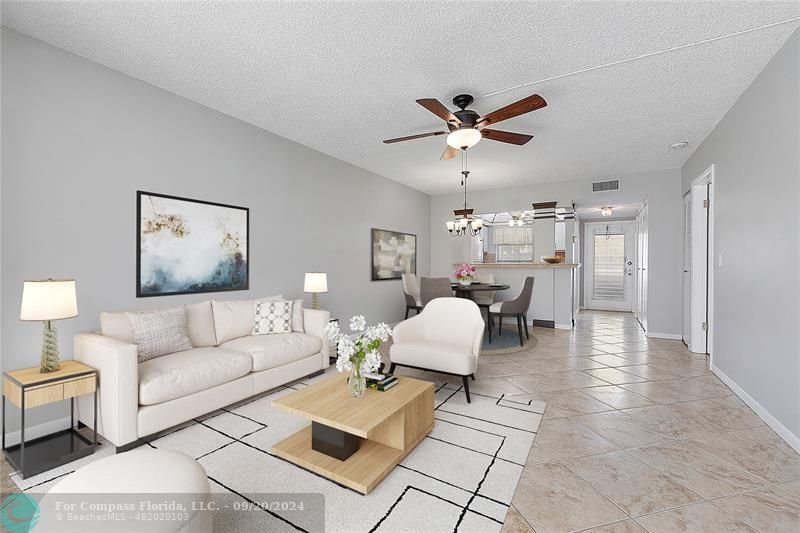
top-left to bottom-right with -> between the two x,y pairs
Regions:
402,273 -> 422,319
473,272 -> 496,318
420,277 -> 454,307
488,276 -> 534,346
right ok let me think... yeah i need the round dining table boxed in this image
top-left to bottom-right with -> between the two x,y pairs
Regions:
450,282 -> 510,300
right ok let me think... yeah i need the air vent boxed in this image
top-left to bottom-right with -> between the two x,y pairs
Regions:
592,179 -> 620,193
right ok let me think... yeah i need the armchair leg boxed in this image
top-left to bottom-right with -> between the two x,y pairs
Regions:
471,374 -> 475,381
524,314 -> 529,338
462,375 -> 471,403
389,363 -> 396,374
498,316 -> 502,336
517,315 -> 525,347
405,307 -> 410,319
488,314 -> 493,344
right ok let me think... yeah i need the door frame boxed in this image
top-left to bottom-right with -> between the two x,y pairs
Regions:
584,220 -> 636,312
689,165 -> 715,361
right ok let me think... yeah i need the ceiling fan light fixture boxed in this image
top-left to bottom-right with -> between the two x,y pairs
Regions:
446,128 -> 482,149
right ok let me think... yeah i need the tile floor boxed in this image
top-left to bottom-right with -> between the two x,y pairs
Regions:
490,311 -> 800,532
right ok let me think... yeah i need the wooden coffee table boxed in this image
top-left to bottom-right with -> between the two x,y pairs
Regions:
271,374 -> 434,494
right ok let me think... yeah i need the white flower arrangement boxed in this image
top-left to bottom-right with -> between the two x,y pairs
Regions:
324,315 -> 392,374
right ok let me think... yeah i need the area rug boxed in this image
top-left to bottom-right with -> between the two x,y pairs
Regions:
480,325 -> 538,354
11,369 -> 544,533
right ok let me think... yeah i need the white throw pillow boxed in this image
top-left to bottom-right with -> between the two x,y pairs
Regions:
253,300 -> 292,335
126,306 -> 193,363
290,298 -> 304,332
212,295 -> 283,344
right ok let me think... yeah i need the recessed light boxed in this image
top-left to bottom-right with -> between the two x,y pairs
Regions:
601,207 -> 613,217
670,141 -> 689,150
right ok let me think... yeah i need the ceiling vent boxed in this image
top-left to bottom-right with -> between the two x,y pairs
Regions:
592,179 -> 620,193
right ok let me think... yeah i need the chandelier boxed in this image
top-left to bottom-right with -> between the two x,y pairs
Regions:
446,152 -> 483,237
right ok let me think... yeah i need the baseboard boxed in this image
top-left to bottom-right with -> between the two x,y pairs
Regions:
532,319 -> 555,329
711,363 -> 800,454
3,416 -> 72,447
555,323 -> 572,330
646,332 -> 682,340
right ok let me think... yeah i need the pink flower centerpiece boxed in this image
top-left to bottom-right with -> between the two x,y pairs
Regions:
454,263 -> 477,286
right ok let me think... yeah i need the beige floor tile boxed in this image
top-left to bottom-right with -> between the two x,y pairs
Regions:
594,344 -> 637,354
581,385 -> 656,409
584,368 -> 648,385
500,505 -> 534,533
727,425 -> 800,457
615,364 -> 682,381
711,485 -> 800,531
675,396 -> 764,431
621,404 -> 727,439
620,381 -> 688,403
564,451 -> 702,516
635,501 -> 756,532
562,357 -> 611,370
687,431 -> 800,483
512,462 -> 627,533
569,345 -> 608,356
527,418 -> 619,462
526,441 -> 562,465
579,520 -> 648,532
508,390 -> 615,419
628,440 -> 766,498
575,411 -> 669,449
588,354 -> 637,367
508,371 -> 610,393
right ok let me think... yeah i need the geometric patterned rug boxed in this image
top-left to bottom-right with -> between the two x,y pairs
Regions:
11,368 -> 544,532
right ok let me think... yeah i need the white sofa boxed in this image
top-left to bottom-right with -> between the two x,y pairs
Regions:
74,298 -> 329,450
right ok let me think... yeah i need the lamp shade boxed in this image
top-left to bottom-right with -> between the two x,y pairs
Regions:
20,279 -> 78,321
303,272 -> 328,293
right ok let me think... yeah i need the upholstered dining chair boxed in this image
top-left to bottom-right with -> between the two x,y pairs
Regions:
488,276 -> 534,347
472,272 -> 496,318
390,298 -> 484,403
419,277 -> 454,307
402,273 -> 422,319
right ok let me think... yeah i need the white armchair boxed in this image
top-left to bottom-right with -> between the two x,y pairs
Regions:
389,298 -> 484,402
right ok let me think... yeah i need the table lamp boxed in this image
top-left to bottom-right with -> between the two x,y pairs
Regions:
20,278 -> 78,373
304,272 -> 328,311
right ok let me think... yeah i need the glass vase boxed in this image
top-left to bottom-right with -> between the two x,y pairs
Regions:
350,365 -> 366,398
459,277 -> 473,286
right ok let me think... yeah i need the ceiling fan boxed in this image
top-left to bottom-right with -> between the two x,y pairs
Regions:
383,93 -> 547,160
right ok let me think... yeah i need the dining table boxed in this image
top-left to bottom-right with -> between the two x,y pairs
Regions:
450,282 -> 510,300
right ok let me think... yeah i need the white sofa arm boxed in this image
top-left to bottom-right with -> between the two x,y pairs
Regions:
74,333 -> 139,448
392,315 -> 425,344
303,308 -> 331,368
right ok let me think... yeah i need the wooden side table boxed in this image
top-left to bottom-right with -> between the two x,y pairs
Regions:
2,360 -> 98,479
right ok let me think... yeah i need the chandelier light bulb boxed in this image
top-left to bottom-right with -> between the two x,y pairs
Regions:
460,217 -> 469,228
446,220 -> 455,231
473,218 -> 483,229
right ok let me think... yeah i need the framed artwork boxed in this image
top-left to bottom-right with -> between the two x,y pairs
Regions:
371,228 -> 417,281
137,191 -> 249,297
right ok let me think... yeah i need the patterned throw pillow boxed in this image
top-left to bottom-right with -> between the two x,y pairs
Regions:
127,306 -> 193,363
253,300 -> 293,335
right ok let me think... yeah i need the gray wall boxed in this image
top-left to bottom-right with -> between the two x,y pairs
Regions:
1,28 -> 431,430
430,169 -> 683,336
681,29 -> 800,440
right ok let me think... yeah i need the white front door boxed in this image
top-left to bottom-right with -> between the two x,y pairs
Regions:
585,221 -> 635,311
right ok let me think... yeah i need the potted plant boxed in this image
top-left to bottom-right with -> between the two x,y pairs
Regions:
454,263 -> 477,286
325,316 -> 392,397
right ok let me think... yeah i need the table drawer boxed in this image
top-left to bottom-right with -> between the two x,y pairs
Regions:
64,377 -> 96,398
24,384 -> 64,408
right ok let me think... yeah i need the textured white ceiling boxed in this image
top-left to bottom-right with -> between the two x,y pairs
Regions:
3,1 -> 799,194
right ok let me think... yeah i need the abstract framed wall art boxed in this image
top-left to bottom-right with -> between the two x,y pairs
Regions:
371,228 -> 417,281
137,191 -> 249,297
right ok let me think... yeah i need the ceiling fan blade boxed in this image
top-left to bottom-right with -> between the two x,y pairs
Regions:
383,131 -> 447,144
417,98 -> 461,124
441,145 -> 459,160
481,129 -> 534,145
478,94 -> 547,127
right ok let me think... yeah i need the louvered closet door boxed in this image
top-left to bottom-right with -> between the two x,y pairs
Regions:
682,193 -> 692,344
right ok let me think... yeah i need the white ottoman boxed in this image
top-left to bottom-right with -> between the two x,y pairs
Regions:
40,449 -> 212,533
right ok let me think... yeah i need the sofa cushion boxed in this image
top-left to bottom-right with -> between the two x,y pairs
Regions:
212,295 -> 283,344
221,333 -> 322,372
390,341 -> 476,376
138,347 -> 252,406
100,301 -> 217,348
127,306 -> 193,363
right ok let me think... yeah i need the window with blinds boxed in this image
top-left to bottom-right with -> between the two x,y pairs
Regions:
592,234 -> 626,300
